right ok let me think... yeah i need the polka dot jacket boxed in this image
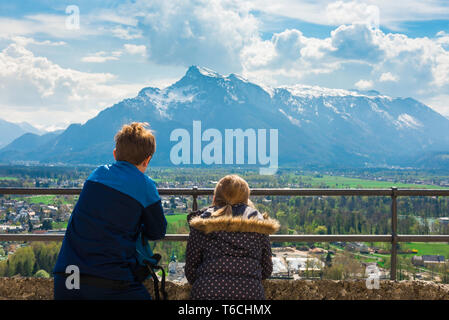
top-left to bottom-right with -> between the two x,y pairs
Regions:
185,204 -> 280,300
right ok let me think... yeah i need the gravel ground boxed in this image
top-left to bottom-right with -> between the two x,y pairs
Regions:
1,277 -> 449,300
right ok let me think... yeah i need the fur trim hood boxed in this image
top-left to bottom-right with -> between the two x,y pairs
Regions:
189,205 -> 280,235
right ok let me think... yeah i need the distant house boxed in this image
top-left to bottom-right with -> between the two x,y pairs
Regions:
30,216 -> 40,224
362,262 -> 378,268
412,255 -> 446,267
32,230 -> 47,234
412,256 -> 423,266
285,257 -> 324,274
0,225 -> 22,232
358,245 -> 370,254
272,257 -> 288,276
167,261 -> 187,283
423,255 -> 446,265
47,205 -> 58,212
345,243 -> 357,252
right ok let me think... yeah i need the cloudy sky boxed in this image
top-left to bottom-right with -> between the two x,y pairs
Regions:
0,0 -> 448,131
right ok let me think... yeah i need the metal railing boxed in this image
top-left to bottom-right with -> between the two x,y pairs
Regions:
1,186 -> 449,280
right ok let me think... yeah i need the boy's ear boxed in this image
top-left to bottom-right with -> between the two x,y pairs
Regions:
113,148 -> 117,160
145,155 -> 152,166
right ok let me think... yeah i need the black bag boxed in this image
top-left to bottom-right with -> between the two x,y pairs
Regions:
134,232 -> 167,300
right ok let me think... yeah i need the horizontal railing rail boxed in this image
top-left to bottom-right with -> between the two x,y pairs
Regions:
1,186 -> 449,280
3,187 -> 449,196
1,233 -> 449,243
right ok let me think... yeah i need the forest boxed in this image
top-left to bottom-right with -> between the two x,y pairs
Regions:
0,165 -> 448,278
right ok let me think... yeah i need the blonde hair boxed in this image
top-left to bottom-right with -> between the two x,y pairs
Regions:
114,122 -> 156,166
211,175 -> 256,217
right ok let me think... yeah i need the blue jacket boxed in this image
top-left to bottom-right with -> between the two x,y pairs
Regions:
53,161 -> 167,282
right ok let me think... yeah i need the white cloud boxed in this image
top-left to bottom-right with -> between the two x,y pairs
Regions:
423,94 -> 449,118
95,10 -> 138,26
0,43 -> 141,129
0,14 -> 100,39
354,79 -> 373,90
130,0 -> 259,70
2,0 -> 449,123
248,0 -> 449,31
111,26 -> 142,40
379,72 -> 398,82
326,1 -> 380,29
124,44 -> 147,56
81,51 -> 122,63
240,29 -> 337,84
240,21 -> 449,114
10,36 -> 66,47
240,38 -> 276,69
330,23 -> 383,61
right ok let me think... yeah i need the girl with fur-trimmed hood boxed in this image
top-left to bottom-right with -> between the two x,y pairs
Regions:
185,174 -> 279,300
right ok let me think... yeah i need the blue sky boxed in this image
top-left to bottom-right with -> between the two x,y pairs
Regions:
0,0 -> 448,130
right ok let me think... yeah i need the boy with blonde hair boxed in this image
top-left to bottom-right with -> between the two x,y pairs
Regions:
54,122 -> 166,300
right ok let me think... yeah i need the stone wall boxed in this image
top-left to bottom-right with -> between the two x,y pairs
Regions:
1,277 -> 449,300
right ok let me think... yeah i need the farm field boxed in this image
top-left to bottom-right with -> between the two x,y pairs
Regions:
303,175 -> 449,189
0,176 -> 18,181
401,242 -> 449,258
11,195 -> 77,205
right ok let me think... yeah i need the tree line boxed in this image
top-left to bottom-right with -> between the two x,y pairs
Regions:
0,242 -> 60,278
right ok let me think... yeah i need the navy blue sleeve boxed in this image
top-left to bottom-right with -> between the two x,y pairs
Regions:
141,200 -> 167,240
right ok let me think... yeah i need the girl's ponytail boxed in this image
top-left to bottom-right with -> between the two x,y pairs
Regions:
211,203 -> 232,217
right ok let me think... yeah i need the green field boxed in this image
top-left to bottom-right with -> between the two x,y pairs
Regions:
331,241 -> 449,260
401,242 -> 449,258
305,175 -> 448,189
50,215 -> 187,231
165,214 -> 188,224
12,195 -> 77,205
52,221 -> 68,229
0,176 -> 18,181
21,195 -> 58,205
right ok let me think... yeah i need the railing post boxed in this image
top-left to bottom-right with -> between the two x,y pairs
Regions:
192,186 -> 198,212
390,186 -> 398,281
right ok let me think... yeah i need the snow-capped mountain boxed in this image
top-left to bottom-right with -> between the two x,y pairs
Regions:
1,66 -> 449,168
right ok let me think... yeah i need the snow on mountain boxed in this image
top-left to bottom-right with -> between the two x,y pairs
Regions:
1,65 -> 449,168
395,113 -> 423,129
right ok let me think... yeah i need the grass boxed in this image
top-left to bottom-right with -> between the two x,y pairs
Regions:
361,241 -> 449,259
304,175 -> 448,189
22,195 -> 57,205
51,215 -> 187,230
52,221 -> 68,229
165,213 -> 188,224
401,242 -> 449,258
0,176 -> 18,181
12,195 -> 77,205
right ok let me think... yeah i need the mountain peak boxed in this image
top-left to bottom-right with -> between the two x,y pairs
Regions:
185,65 -> 222,79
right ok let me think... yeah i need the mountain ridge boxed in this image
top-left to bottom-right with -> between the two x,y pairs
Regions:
1,66 -> 449,169
0,119 -> 45,149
